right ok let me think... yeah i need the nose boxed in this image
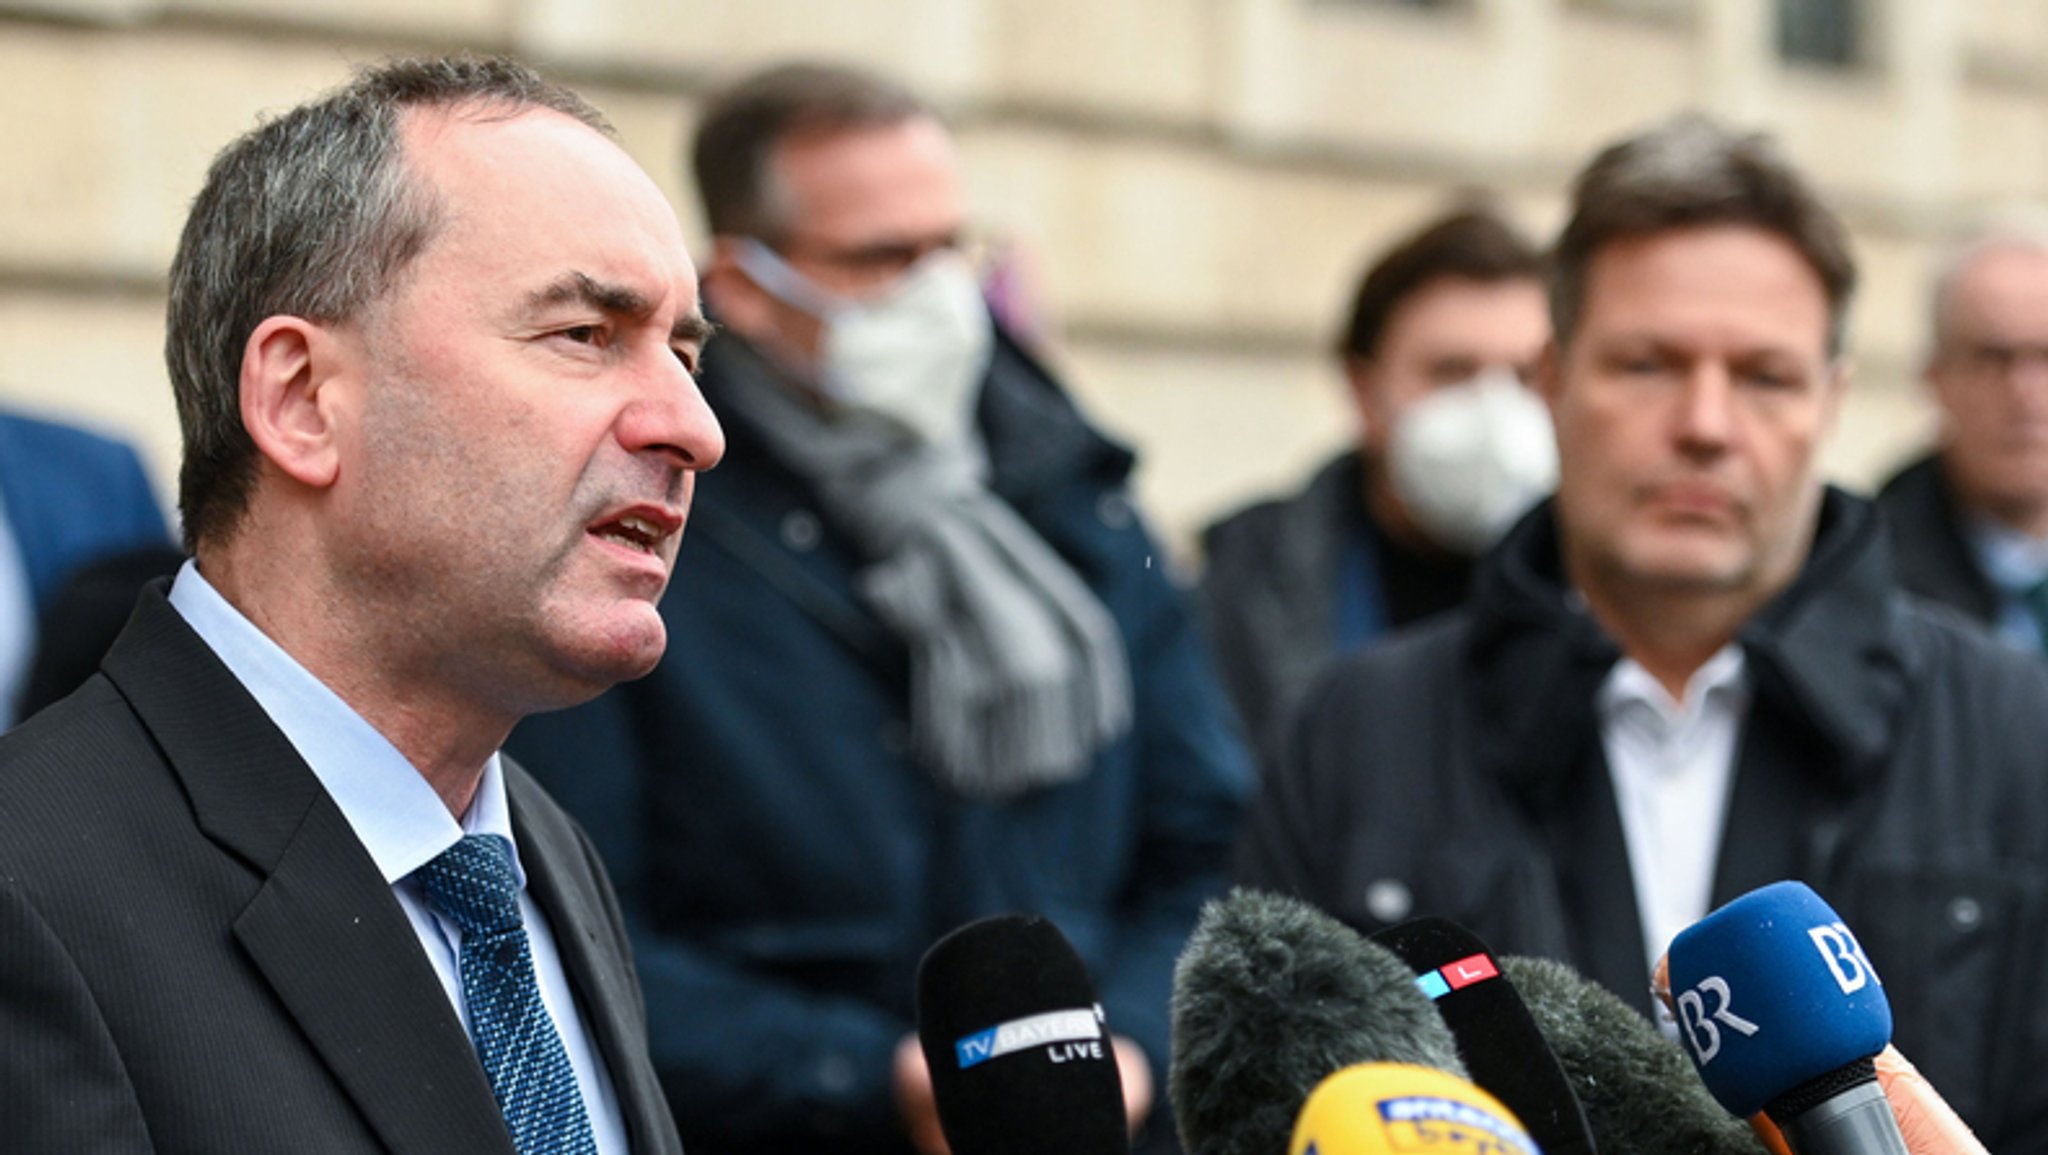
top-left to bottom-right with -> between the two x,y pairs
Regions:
1674,362 -> 1734,457
618,350 -> 726,476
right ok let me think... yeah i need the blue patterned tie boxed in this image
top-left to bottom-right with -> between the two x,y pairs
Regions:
414,834 -> 598,1154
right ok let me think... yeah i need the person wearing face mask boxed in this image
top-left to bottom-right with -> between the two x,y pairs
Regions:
1199,206 -> 1553,770
503,62 -> 1251,1155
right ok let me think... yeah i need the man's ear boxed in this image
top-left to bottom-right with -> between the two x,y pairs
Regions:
700,235 -> 766,329
238,315 -> 352,490
1819,355 -> 1853,438
701,234 -> 824,361
1341,352 -> 1380,441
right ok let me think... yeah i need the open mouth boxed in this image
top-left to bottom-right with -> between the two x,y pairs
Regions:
591,513 -> 667,555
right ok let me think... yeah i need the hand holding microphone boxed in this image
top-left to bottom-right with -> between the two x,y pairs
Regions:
1666,881 -> 1908,1155
1651,956 -> 1986,1155
1859,1047 -> 1985,1155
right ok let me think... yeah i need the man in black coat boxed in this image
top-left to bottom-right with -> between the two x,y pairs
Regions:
1199,206 -> 1551,770
1239,115 -> 2048,1146
1877,213 -> 2048,649
0,56 -> 719,1152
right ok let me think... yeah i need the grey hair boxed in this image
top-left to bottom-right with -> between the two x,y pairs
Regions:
1550,112 -> 1858,357
165,54 -> 614,551
1927,205 -> 2048,347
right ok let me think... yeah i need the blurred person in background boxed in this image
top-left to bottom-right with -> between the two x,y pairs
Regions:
1877,211 -> 2048,653
0,406 -> 171,728
1199,206 -> 1553,768
1237,115 -> 2048,1144
506,61 -> 1251,1155
18,542 -> 187,720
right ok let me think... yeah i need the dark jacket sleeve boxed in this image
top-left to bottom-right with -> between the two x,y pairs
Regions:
1194,512 -> 1281,762
1093,559 -> 1254,1092
507,694 -> 911,1144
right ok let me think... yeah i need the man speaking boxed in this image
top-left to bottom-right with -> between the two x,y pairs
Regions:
0,56 -> 719,1153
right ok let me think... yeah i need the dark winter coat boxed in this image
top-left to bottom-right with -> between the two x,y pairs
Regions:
509,328 -> 1252,1154
1239,490 -> 2048,1146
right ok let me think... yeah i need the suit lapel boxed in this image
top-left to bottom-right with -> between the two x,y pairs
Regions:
509,766 -> 677,1154
234,807 -> 514,1154
102,588 -> 514,1154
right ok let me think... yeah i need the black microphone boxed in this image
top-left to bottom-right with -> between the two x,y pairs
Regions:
1500,954 -> 1769,1155
1370,918 -> 1598,1155
915,913 -> 1129,1155
1667,882 -> 1907,1155
1168,888 -> 1467,1155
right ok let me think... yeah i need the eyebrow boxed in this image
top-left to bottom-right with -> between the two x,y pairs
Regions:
525,271 -> 714,346
526,271 -> 649,317
672,311 -> 716,348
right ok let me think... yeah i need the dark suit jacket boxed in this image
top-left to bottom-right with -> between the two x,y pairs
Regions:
0,587 -> 683,1153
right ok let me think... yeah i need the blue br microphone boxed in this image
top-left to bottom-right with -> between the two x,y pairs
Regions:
1666,881 -> 1904,1155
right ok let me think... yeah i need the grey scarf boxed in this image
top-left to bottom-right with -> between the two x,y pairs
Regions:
715,343 -> 1133,799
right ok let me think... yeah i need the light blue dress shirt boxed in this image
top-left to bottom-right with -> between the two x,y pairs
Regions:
1966,516 -> 2048,653
167,561 -> 628,1153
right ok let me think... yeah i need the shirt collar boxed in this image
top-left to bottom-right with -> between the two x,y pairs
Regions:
1966,514 -> 2048,593
1597,643 -> 1748,724
165,560 -> 520,888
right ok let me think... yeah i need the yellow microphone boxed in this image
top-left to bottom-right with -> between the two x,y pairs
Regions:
1289,1063 -> 1543,1155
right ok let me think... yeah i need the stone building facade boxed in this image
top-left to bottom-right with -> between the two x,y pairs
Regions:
3,0 -> 2045,548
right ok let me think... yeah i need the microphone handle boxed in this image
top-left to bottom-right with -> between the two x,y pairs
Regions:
1776,1080 -> 1908,1155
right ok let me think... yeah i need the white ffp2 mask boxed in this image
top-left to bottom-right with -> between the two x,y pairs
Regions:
736,239 -> 994,444
1387,369 -> 1558,554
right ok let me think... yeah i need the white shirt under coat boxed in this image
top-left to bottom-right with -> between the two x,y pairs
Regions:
168,561 -> 627,1153
1597,643 -> 1749,1006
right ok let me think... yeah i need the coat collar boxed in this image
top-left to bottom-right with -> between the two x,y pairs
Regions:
100,587 -> 514,1153
1876,453 -> 2003,624
1467,488 -> 1913,812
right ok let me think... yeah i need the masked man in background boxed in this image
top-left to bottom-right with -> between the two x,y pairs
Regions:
1200,206 -> 1554,768
506,62 -> 1251,1155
